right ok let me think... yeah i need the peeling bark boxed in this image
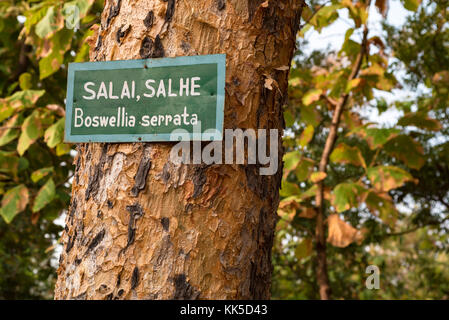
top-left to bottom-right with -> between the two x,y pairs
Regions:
55,0 -> 302,300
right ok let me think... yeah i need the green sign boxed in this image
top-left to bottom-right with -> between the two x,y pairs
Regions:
65,54 -> 225,142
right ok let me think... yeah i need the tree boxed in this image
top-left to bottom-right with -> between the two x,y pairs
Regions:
3,0 -> 449,300
273,0 -> 449,300
54,0 -> 303,300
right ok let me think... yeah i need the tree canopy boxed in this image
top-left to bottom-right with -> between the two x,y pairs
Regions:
273,0 -> 449,299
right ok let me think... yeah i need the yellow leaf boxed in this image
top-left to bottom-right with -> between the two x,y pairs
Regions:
365,191 -> 398,228
330,143 -> 366,168
17,111 -> 43,156
0,185 -> 29,223
346,78 -> 362,93
302,89 -> 322,106
310,171 -> 327,183
367,166 -> 416,192
298,124 -> 314,147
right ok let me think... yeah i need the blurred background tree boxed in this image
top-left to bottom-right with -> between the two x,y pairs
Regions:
0,0 -> 103,299
0,0 -> 449,299
272,0 -> 449,299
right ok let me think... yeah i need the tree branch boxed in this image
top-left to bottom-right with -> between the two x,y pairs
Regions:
313,24 -> 369,300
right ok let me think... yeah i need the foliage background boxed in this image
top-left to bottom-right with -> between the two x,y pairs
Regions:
0,0 -> 448,299
272,0 -> 449,299
0,0 -> 102,299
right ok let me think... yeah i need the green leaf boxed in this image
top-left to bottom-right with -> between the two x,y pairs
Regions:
0,105 -> 14,123
44,117 -> 65,148
18,157 -> 29,172
300,104 -> 321,127
17,111 -> 43,156
39,52 -> 63,80
330,143 -> 366,168
309,4 -> 342,31
398,112 -> 442,131
365,190 -> 398,227
300,185 -> 318,200
298,23 -> 312,37
63,0 -> 92,19
0,114 -> 20,146
295,238 -> 313,261
284,109 -> 295,127
56,143 -> 72,156
24,4 -> 48,33
0,184 -> 29,223
344,28 -> 354,43
332,182 -> 366,213
19,73 -> 32,90
3,90 -> 45,112
283,151 -> 301,174
384,135 -> 425,170
301,3 -> 313,21
31,167 -> 54,183
32,178 -> 56,212
350,127 -> 400,150
35,6 -> 60,39
360,63 -> 385,77
280,180 -> 301,197
374,72 -> 397,91
39,29 -> 73,79
0,151 -> 20,178
367,166 -> 415,192
341,39 -> 361,58
402,0 -> 421,11
295,157 -> 314,181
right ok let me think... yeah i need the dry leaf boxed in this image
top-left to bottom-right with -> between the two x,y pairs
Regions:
278,198 -> 300,222
298,207 -> 316,219
375,0 -> 389,17
31,211 -> 40,225
323,187 -> 332,201
46,104 -> 65,117
327,214 -> 365,248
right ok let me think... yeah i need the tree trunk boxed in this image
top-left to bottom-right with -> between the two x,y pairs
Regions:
55,0 -> 301,300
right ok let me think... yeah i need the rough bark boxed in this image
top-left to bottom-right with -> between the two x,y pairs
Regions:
55,0 -> 301,300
